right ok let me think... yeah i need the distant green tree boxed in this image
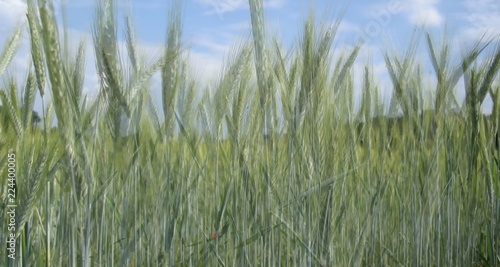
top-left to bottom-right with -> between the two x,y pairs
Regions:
0,105 -> 41,131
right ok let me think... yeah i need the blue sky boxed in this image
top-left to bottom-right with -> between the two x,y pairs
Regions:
1,0 -> 500,115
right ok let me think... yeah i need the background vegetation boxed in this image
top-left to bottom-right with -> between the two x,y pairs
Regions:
0,0 -> 499,266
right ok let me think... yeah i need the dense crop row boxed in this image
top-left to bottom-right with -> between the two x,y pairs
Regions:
0,0 -> 499,266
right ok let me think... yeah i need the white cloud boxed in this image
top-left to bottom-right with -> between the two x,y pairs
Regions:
63,0 -> 167,9
360,0 -> 441,29
185,20 -> 251,84
264,0 -> 286,9
0,0 -> 27,37
337,21 -> 360,34
401,0 -> 443,27
197,0 -> 286,16
457,0 -> 500,41
197,0 -> 245,14
190,35 -> 231,54
0,0 -> 26,24
188,51 -> 224,84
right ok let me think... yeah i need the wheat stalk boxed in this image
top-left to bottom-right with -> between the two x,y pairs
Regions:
27,0 -> 46,97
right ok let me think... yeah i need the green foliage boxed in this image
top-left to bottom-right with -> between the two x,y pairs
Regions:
0,0 -> 499,266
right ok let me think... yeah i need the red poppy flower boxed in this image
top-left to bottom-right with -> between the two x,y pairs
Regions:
211,232 -> 218,240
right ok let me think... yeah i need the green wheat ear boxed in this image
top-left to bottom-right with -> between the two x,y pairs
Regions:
0,87 -> 23,136
27,0 -> 47,97
161,0 -> 183,140
0,26 -> 23,77
249,0 -> 272,139
22,73 -> 37,130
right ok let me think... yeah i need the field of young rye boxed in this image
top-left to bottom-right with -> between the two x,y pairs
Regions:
0,0 -> 499,266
